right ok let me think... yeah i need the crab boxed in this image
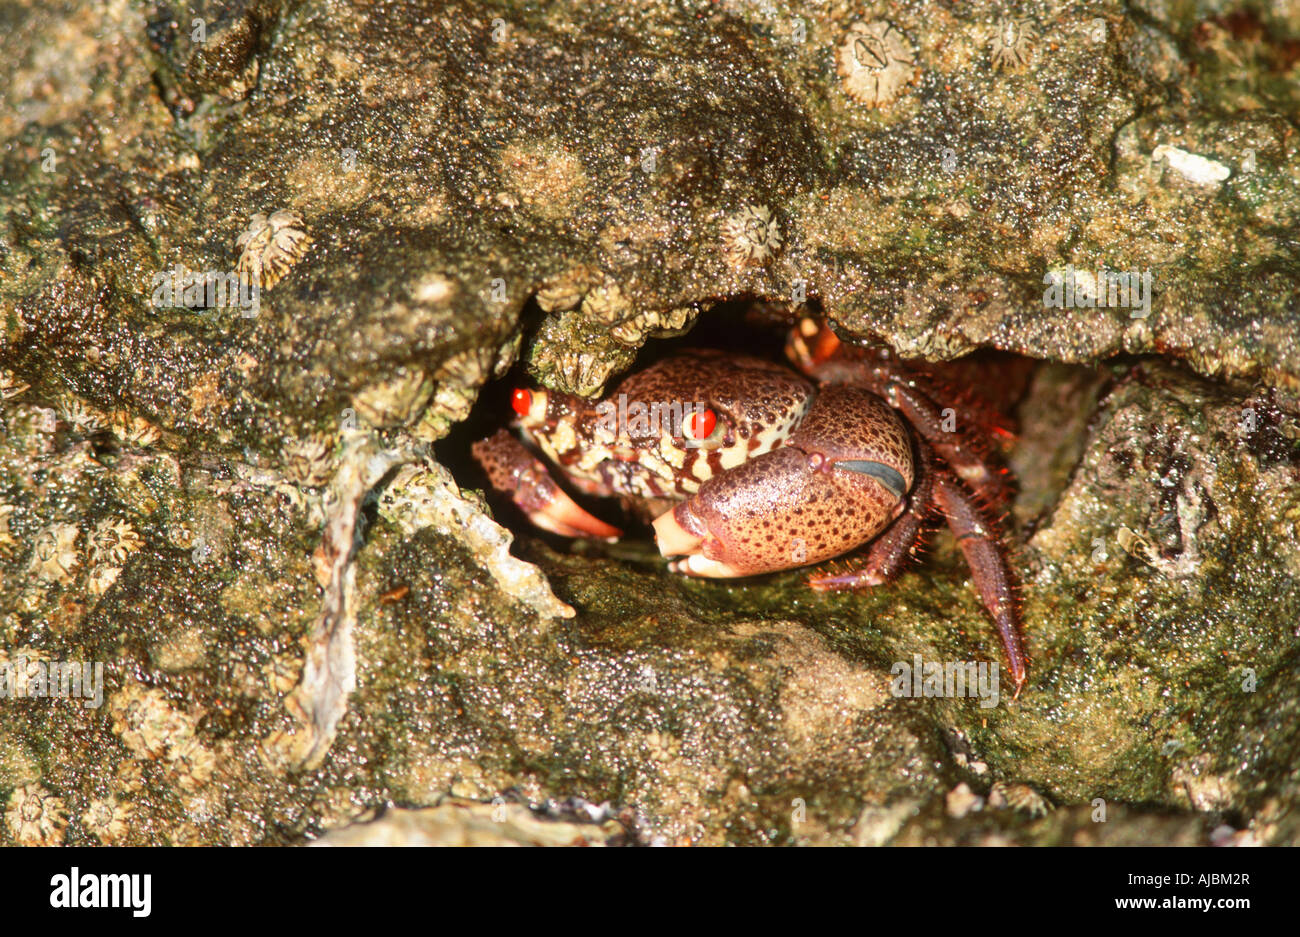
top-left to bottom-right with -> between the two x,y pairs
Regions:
472,320 -> 1027,692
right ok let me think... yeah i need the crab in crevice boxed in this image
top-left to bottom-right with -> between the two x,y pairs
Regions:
472,320 -> 1027,692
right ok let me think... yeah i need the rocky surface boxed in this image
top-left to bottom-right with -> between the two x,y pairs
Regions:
1,0 -> 1298,845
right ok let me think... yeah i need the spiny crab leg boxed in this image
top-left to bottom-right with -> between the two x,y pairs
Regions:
471,430 -> 622,540
931,472 -> 1026,695
882,381 -> 1010,502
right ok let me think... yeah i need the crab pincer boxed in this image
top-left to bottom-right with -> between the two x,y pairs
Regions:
471,428 -> 621,540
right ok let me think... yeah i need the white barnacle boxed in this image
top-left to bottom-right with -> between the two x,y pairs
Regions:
58,397 -> 107,434
580,273 -> 633,323
30,522 -> 81,584
0,503 -> 15,552
721,204 -> 782,267
836,20 -> 917,107
109,682 -> 196,760
109,412 -> 161,448
536,265 -> 598,313
235,209 -> 311,289
990,16 -> 1037,71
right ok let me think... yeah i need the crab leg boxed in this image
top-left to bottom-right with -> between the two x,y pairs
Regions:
882,381 -> 1011,503
471,429 -> 622,540
790,320 -> 1010,503
932,471 -> 1026,694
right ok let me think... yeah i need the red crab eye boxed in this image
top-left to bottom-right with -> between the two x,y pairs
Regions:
511,388 -> 533,417
687,408 -> 717,440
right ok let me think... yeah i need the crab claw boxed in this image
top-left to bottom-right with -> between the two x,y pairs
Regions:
654,386 -> 913,576
472,430 -> 622,540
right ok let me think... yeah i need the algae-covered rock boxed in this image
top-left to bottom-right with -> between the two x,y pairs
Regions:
1,0 -> 1298,845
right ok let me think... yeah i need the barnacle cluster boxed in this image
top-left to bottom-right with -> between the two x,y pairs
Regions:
836,20 -> 917,107
610,305 -> 696,347
235,209 -> 311,290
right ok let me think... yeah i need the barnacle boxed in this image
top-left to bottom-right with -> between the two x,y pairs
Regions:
4,783 -> 70,846
30,523 -> 81,584
109,682 -> 196,760
109,412 -> 161,448
263,651 -> 303,695
235,209 -> 311,290
166,520 -> 197,551
87,564 -> 122,597
1117,524 -> 1161,567
536,264 -> 598,313
720,205 -> 782,268
89,517 -> 143,568
166,737 -> 216,792
988,781 -> 1053,817
0,369 -> 29,400
81,797 -> 137,845
58,397 -> 107,434
352,368 -> 433,428
990,16 -> 1037,71
280,434 -> 335,487
416,346 -> 498,440
0,503 -> 15,553
836,20 -> 917,107
580,274 -> 634,323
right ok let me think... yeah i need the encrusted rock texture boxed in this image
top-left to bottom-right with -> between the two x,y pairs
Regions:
0,0 -> 1297,845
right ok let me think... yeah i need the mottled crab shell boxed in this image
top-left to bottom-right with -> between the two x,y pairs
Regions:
668,384 -> 915,575
516,351 -> 815,502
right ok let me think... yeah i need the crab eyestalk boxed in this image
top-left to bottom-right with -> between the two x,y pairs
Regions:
653,386 -> 914,577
